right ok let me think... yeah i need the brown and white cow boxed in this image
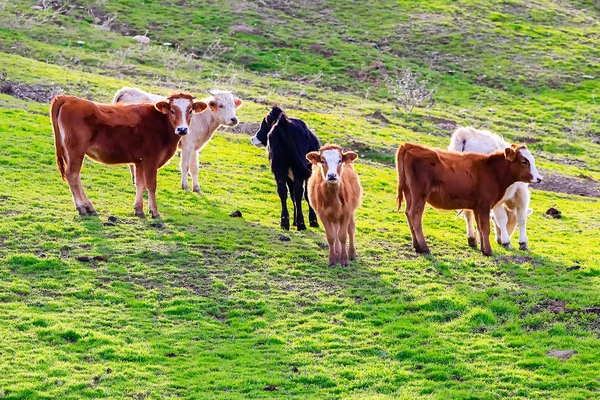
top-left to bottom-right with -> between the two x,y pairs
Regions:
307,144 -> 362,267
395,143 -> 542,256
50,93 -> 207,218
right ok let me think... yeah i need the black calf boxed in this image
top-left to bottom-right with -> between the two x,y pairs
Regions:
251,106 -> 320,231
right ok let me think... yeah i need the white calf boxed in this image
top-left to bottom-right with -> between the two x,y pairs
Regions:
448,127 -> 533,251
113,87 -> 242,193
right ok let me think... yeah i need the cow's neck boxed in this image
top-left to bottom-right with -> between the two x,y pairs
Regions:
488,153 -> 517,199
205,112 -> 222,136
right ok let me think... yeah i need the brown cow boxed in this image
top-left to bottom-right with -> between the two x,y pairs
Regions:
50,93 -> 207,218
395,143 -> 542,256
307,144 -> 362,267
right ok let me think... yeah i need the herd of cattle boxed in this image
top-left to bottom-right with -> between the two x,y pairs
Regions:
49,88 -> 542,265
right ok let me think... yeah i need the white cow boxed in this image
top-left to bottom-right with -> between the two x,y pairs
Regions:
113,87 -> 242,193
448,127 -> 534,251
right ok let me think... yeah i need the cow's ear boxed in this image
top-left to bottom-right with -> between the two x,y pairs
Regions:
193,101 -> 208,113
306,152 -> 321,164
209,100 -> 218,111
342,151 -> 358,163
155,101 -> 170,114
234,98 -> 243,109
504,147 -> 516,161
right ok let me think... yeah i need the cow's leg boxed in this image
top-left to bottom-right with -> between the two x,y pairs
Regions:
475,209 -> 493,256
180,145 -> 192,191
190,149 -> 202,194
405,190 -> 429,254
323,220 -> 339,267
293,178 -> 306,231
492,203 -> 512,249
276,179 -> 290,230
403,189 -> 419,250
286,178 -> 296,226
305,181 -> 319,228
348,213 -> 357,261
338,216 -> 350,266
516,206 -> 529,251
129,164 -> 136,186
134,164 -> 146,218
65,154 -> 96,216
464,210 -> 478,248
143,166 -> 160,219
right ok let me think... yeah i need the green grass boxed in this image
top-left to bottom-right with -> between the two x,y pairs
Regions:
0,0 -> 600,398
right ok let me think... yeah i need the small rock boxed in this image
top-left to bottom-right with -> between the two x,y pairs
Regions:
108,216 -> 118,222
38,253 -> 46,258
106,367 -> 112,374
103,222 -> 115,227
230,210 -> 243,218
77,256 -> 92,262
582,75 -> 595,79
488,108 -> 496,113
292,366 -> 299,373
31,5 -> 43,10
299,89 -> 307,97
546,349 -> 576,360
162,42 -> 173,47
56,380 -> 64,386
279,235 -> 291,242
263,385 -> 277,391
133,35 -> 150,45
545,207 -> 562,219
566,265 -> 581,271
317,242 -> 328,248
76,41 -> 85,45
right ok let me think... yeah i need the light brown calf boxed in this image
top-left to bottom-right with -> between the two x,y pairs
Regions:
307,144 -> 362,266
395,143 -> 541,256
50,93 -> 207,218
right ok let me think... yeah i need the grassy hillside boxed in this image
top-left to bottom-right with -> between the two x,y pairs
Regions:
0,0 -> 599,399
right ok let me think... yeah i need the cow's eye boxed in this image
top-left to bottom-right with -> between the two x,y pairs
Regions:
170,109 -> 175,115
338,160 -> 342,164
189,109 -> 193,115
521,160 -> 528,165
219,104 -> 224,109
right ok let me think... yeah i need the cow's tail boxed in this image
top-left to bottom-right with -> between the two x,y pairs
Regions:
50,95 -> 68,181
112,86 -> 132,104
448,126 -> 469,152
395,145 -> 407,212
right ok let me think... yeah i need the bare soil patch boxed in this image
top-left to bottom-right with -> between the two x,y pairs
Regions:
0,80 -> 63,103
535,171 -> 600,198
223,122 -> 259,135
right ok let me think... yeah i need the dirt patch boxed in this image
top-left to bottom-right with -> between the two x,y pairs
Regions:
230,24 -> 259,35
0,80 -> 63,103
514,136 -> 542,144
308,43 -> 335,58
535,171 -> 600,198
365,110 -> 392,124
222,122 -> 259,135
546,349 -> 576,360
532,299 -> 567,314
495,255 -> 537,265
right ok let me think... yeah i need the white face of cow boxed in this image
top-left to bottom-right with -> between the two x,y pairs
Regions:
154,95 -> 208,135
307,146 -> 358,185
520,149 -> 543,183
208,92 -> 243,127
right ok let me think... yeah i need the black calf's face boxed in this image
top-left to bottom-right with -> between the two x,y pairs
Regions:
251,107 -> 284,147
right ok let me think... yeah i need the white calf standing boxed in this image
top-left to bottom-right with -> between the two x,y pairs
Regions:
448,127 -> 534,251
113,87 -> 242,193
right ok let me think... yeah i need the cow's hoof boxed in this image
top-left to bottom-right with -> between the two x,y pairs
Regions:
502,242 -> 513,250
414,245 -> 431,254
150,210 -> 161,219
481,250 -> 493,257
192,185 -> 201,194
297,223 -> 307,231
77,206 -> 88,216
181,183 -> 189,191
349,251 -> 357,261
328,261 -> 337,267
281,223 -> 290,231
310,220 -> 319,228
519,242 -> 529,251
134,208 -> 145,218
85,206 -> 97,216
468,237 -> 477,248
